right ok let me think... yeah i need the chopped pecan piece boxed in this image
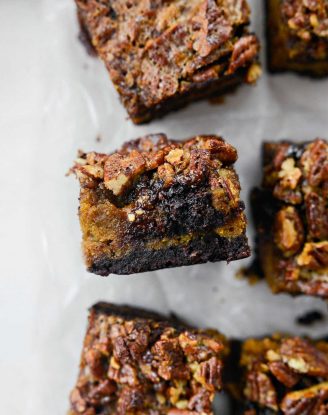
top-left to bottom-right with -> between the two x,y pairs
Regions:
244,371 -> 278,410
297,242 -> 328,270
268,361 -> 301,388
305,192 -> 328,240
104,151 -> 146,196
280,337 -> 328,377
281,383 -> 328,415
274,206 -> 304,257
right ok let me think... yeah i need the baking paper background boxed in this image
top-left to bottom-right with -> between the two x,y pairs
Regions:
1,0 -> 328,413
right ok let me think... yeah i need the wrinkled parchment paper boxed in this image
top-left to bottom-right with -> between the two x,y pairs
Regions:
1,0 -> 328,413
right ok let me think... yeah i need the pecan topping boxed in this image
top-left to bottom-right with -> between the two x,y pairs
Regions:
268,361 -> 301,388
68,305 -> 226,414
104,151 -> 146,195
227,35 -> 260,75
281,382 -> 328,415
280,337 -> 328,377
244,371 -> 278,410
305,192 -> 328,240
193,0 -> 232,57
274,206 -> 304,257
301,139 -> 328,187
297,241 -> 328,270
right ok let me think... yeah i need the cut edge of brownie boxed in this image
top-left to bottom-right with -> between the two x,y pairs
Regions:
90,233 -> 250,276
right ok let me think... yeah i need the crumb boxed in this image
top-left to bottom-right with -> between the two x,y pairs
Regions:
296,310 -> 325,326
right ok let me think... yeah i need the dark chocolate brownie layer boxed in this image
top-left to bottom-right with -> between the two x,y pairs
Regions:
90,233 -> 250,275
76,0 -> 261,123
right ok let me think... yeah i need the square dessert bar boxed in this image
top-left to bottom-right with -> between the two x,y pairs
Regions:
76,0 -> 261,124
236,334 -> 328,414
252,138 -> 328,298
266,0 -> 328,76
68,302 -> 228,415
72,134 -> 250,275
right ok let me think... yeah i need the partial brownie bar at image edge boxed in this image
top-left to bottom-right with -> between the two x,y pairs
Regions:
234,334 -> 328,414
266,0 -> 328,76
68,302 -> 228,415
251,138 -> 328,299
72,134 -> 250,276
75,0 -> 261,124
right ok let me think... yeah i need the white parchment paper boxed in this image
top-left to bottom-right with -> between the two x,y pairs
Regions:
1,0 -> 328,413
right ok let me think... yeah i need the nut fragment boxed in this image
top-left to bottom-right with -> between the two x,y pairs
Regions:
246,62 -> 262,83
278,158 -> 302,190
273,206 -> 304,257
305,192 -> 328,240
158,162 -> 175,187
268,361 -> 300,388
301,139 -> 328,187
104,151 -> 146,195
280,337 -> 328,377
297,242 -> 328,270
281,382 -> 328,415
244,371 -> 278,410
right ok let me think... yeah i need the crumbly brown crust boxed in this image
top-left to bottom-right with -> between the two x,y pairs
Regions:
238,334 -> 328,414
266,0 -> 328,76
72,134 -> 250,275
75,0 -> 261,123
68,302 -> 228,415
252,138 -> 328,298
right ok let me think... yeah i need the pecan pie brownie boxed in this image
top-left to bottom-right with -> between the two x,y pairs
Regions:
235,334 -> 328,414
252,139 -> 328,298
266,0 -> 328,76
75,0 -> 261,124
68,302 -> 228,415
72,134 -> 250,275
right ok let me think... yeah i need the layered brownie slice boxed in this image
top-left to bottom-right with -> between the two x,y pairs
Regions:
252,139 -> 328,298
68,302 -> 228,415
72,134 -> 250,276
75,0 -> 261,124
266,0 -> 328,76
236,334 -> 328,414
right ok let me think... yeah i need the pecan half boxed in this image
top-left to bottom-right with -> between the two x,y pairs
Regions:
305,192 -> 328,240
268,361 -> 300,388
227,35 -> 259,74
244,371 -> 278,410
301,139 -> 328,187
280,337 -> 328,377
281,382 -> 328,415
274,206 -> 304,257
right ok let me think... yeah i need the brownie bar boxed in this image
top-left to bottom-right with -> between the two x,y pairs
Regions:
266,0 -> 328,76
252,139 -> 328,298
235,334 -> 328,414
72,134 -> 250,276
75,0 -> 261,124
68,302 -> 228,415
